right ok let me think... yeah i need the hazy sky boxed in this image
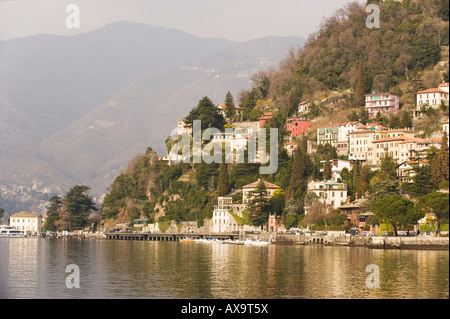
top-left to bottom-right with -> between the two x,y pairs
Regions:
0,0 -> 362,42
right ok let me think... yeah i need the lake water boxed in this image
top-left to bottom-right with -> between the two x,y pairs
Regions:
0,238 -> 448,299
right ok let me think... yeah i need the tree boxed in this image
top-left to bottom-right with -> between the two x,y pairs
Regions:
304,200 -> 329,228
64,185 -> 98,231
286,144 -> 306,200
0,207 -> 4,220
185,96 -> 226,130
217,163 -> 229,196
368,179 -> 400,206
247,180 -> 271,226
417,192 -> 449,237
323,157 -> 331,181
409,164 -> 433,198
355,62 -> 366,106
371,195 -> 420,237
379,153 -> 398,181
43,196 -> 63,231
357,165 -> 371,196
400,110 -> 412,128
431,131 -> 449,188
224,91 -> 236,121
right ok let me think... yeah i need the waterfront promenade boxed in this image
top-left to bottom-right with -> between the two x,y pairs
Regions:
101,231 -> 449,250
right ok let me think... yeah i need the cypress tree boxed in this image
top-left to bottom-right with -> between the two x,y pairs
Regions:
286,144 -> 305,200
431,131 -> 449,188
355,62 -> 366,107
323,156 -> 332,181
217,162 -> 229,196
224,91 -> 236,121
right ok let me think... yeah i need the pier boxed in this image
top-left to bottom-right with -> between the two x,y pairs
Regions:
106,232 -> 239,242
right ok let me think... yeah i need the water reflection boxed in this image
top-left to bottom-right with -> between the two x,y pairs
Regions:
0,239 -> 448,299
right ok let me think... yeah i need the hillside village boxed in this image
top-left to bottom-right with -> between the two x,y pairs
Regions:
155,81 -> 448,235
4,0 -> 449,238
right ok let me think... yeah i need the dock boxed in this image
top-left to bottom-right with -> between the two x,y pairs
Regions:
105,232 -> 239,242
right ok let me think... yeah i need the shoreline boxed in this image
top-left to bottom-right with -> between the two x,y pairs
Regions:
27,231 -> 450,251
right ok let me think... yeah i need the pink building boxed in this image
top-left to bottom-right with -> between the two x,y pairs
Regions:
365,93 -> 400,119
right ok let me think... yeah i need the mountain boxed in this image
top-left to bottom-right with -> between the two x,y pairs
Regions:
0,22 -> 305,196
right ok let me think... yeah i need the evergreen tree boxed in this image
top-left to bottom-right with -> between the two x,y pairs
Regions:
217,162 -> 229,196
431,132 -> 449,188
185,96 -> 226,130
248,180 -> 270,226
372,195 -> 419,237
357,165 -> 371,197
224,91 -> 236,121
379,153 -> 398,180
43,196 -> 63,231
418,192 -> 449,237
355,62 -> 366,106
286,144 -> 305,200
351,160 -> 361,195
323,156 -> 332,181
400,110 -> 412,128
64,185 -> 98,231
409,164 -> 433,198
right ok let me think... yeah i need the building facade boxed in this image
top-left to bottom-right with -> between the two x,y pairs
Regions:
286,117 -> 314,137
317,124 -> 340,148
9,211 -> 42,234
365,93 -> 400,119
307,180 -> 348,210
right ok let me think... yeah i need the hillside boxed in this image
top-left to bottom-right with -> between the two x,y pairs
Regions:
94,0 -> 449,231
247,0 -> 449,115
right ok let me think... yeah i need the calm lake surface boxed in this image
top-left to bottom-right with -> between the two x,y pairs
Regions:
0,238 -> 448,299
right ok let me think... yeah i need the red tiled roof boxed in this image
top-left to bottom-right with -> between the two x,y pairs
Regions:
242,179 -> 281,189
417,88 -> 448,94
438,82 -> 449,88
218,104 -> 243,110
372,136 -> 407,143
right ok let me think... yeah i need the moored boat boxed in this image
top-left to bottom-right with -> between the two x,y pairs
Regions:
0,225 -> 27,238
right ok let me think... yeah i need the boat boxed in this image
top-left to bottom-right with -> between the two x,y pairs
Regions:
0,225 -> 27,238
179,237 -> 196,243
223,239 -> 245,245
243,239 -> 271,246
195,238 -> 222,244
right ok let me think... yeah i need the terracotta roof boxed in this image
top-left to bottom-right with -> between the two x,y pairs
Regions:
399,138 -> 426,144
372,136 -> 407,143
417,88 -> 448,94
242,179 -> 281,189
218,104 -> 243,110
339,199 -> 369,209
438,82 -> 449,88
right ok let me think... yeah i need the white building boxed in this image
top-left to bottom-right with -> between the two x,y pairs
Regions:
320,159 -> 351,181
298,101 -> 311,115
242,179 -> 281,204
177,119 -> 193,137
307,180 -> 348,210
212,179 -> 282,233
211,197 -> 253,233
9,211 -> 42,234
413,83 -> 449,117
337,121 -> 363,156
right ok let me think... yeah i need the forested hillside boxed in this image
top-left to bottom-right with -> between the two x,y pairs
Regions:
97,0 -> 449,231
